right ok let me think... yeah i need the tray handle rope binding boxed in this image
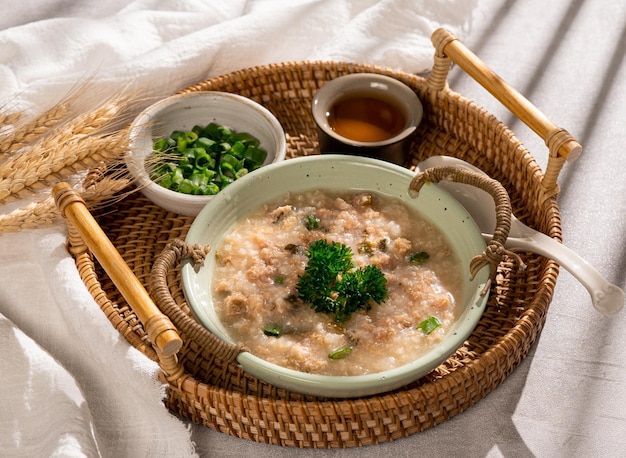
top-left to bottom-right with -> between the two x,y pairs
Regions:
410,166 -> 526,295
149,238 -> 246,376
427,28 -> 582,202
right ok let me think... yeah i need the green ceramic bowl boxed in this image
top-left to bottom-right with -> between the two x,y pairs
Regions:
182,154 -> 489,398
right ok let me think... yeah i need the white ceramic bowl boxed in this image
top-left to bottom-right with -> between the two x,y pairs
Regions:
182,154 -> 490,398
125,91 -> 287,216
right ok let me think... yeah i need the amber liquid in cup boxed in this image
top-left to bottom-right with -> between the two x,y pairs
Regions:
327,94 -> 406,143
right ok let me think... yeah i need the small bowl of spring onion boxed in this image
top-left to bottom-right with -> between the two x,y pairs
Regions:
125,91 -> 287,216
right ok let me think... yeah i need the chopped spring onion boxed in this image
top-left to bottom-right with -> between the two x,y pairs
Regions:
263,323 -> 283,337
410,251 -> 430,264
150,122 -> 268,195
416,316 -> 441,335
329,346 -> 352,360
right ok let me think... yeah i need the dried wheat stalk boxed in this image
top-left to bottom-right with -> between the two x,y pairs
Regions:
0,129 -> 130,205
0,95 -> 131,204
0,103 -> 71,157
0,85 -> 143,234
0,111 -> 22,129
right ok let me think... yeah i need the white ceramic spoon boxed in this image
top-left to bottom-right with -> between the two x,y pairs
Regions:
417,155 -> 624,316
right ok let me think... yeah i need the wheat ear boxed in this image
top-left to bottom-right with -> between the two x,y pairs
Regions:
0,111 -> 22,128
0,103 -> 72,157
0,129 -> 130,205
0,97 -> 131,203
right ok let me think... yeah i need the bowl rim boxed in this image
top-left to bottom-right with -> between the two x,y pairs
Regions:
124,90 -> 287,207
311,73 -> 424,147
182,154 -> 489,398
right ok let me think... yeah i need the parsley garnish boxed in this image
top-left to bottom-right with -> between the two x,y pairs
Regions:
296,239 -> 388,322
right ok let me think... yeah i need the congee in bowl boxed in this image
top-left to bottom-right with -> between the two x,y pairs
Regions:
182,154 -> 490,398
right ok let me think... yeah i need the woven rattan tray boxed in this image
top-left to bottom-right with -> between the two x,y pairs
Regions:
59,29 -> 581,447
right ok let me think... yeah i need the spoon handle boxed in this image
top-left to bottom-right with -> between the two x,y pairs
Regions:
484,232 -> 625,316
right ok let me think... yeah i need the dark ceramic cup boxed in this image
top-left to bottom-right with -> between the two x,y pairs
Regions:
311,73 -> 423,165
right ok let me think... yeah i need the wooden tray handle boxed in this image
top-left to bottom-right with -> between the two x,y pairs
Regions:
52,182 -> 183,358
428,28 -> 582,198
